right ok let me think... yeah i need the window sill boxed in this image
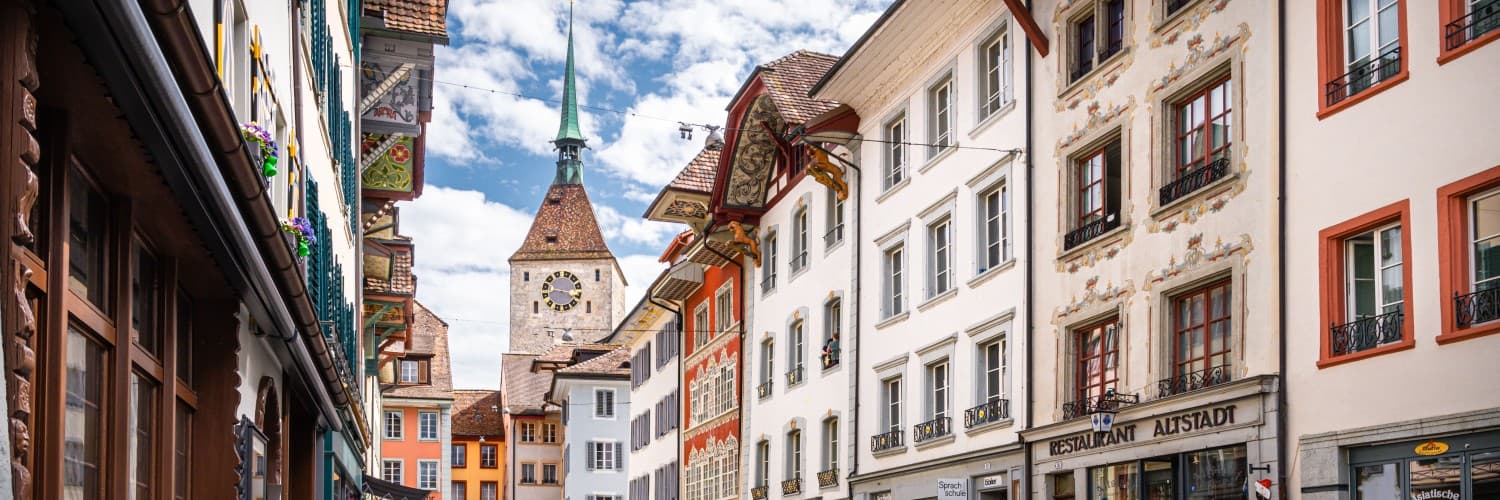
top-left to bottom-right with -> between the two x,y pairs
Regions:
788,265 -> 810,284
964,418 -> 1014,437
1437,321 -> 1500,345
1149,170 -> 1239,219
913,434 -> 955,450
917,288 -> 959,312
968,259 -> 1016,289
825,237 -> 846,253
919,144 -> 960,174
1056,222 -> 1131,262
1059,48 -> 1131,99
872,445 -> 909,458
876,178 -> 912,204
874,311 -> 910,330
1316,71 -> 1409,120
969,101 -> 1017,139
1438,29 -> 1500,66
1316,338 -> 1415,369
1153,0 -> 1205,33
821,359 -> 844,376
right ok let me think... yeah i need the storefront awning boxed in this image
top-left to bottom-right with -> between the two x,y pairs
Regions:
362,475 -> 431,499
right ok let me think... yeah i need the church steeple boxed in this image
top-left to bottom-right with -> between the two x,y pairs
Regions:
553,1 -> 586,185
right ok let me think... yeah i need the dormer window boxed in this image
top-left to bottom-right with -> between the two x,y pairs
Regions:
398,357 -> 431,385
545,235 -> 560,244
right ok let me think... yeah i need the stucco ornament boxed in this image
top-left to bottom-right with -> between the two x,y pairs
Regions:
1149,0 -> 1235,49
1052,276 -> 1135,325
1143,233 -> 1254,291
723,95 -> 785,210
1145,23 -> 1253,98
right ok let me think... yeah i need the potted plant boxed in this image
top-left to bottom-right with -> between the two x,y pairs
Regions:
281,217 -> 316,258
241,122 -> 279,177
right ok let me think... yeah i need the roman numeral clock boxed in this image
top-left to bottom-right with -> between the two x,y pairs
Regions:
540,270 -> 583,312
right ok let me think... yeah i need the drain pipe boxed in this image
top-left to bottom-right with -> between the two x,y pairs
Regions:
1275,0 -> 1290,497
700,232 -> 747,478
1022,0 -> 1037,496
841,148 -> 864,500
649,295 -> 684,477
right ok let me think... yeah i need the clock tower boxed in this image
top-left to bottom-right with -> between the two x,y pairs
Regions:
507,5 -> 626,354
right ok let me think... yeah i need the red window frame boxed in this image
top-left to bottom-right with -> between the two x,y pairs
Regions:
1314,0 -> 1410,119
1075,147 -> 1108,227
1173,75 -> 1233,177
1074,318 -> 1120,402
1438,0 -> 1500,64
1437,165 -> 1500,344
1317,200 -> 1415,368
1172,279 -> 1233,377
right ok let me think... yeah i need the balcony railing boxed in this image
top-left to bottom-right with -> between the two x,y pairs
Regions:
822,349 -> 840,370
761,273 -> 776,294
825,224 -> 845,247
1154,364 -> 1232,400
912,416 -> 952,444
1329,309 -> 1404,357
870,429 -> 904,453
790,251 -> 808,272
757,380 -> 773,399
817,469 -> 840,488
751,486 -> 768,499
1326,46 -> 1402,107
786,366 -> 805,386
1063,213 -> 1121,251
964,399 -> 1011,428
1062,392 -> 1140,421
781,478 -> 803,495
1159,156 -> 1230,206
1446,0 -> 1500,50
1456,287 -> 1500,329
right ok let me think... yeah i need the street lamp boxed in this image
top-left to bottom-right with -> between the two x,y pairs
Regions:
1090,389 -> 1121,434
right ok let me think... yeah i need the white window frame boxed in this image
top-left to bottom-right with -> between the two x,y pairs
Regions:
763,233 -> 779,293
693,303 -> 710,348
883,377 -> 903,432
978,23 -> 1013,120
418,411 -> 439,441
384,410 -> 403,440
978,182 -> 1010,273
520,462 -> 537,484
418,459 -> 440,490
715,281 -> 735,333
400,359 -> 419,383
1470,188 -> 1500,290
884,245 -> 907,318
520,421 -> 536,443
756,440 -> 770,487
927,218 -> 953,298
544,422 -> 559,443
927,361 -> 951,420
761,339 -> 775,387
596,389 -> 618,419
1344,222 -> 1404,319
883,113 -> 908,191
788,320 -> 806,384
928,75 -> 955,158
542,463 -> 560,484
591,441 -> 618,470
792,207 -> 809,272
382,459 -> 403,484
786,430 -> 803,480
827,190 -> 846,247
822,418 -> 839,472
1342,0 -> 1401,72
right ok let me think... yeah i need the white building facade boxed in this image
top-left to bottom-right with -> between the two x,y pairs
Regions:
552,348 -> 634,500
812,1 -> 1033,498
616,292 -> 683,500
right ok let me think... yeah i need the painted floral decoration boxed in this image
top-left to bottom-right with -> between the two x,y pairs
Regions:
241,122 -> 280,177
281,216 -> 316,258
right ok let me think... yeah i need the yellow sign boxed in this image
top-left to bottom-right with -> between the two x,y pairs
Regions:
1415,441 -> 1450,456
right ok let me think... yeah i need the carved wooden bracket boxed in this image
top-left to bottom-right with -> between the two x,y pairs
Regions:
727,221 -> 761,268
803,145 -> 848,201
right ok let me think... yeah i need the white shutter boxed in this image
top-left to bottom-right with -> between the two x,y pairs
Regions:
587,442 -> 597,471
615,441 -> 624,470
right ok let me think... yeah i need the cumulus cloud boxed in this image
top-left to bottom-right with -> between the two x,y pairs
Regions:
595,203 -> 680,246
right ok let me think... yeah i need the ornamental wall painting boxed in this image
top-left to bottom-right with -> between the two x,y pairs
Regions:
360,59 -> 420,133
362,134 -> 415,193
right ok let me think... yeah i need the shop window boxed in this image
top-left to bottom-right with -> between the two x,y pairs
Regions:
1087,446 -> 1248,498
1067,0 -> 1127,83
1160,279 -> 1233,398
1438,166 -> 1500,344
1088,462 -> 1139,499
1160,75 -> 1233,207
1050,472 -> 1076,500
1065,138 -> 1123,251
1069,318 -> 1121,415
1315,0 -> 1408,117
1352,438 -> 1500,499
1318,200 -> 1414,367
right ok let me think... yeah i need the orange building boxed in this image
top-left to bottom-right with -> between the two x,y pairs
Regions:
451,390 -> 506,500
380,302 -> 456,498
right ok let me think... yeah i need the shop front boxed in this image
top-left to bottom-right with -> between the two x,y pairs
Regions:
1297,409 -> 1500,500
1025,376 -> 1279,500
852,446 -> 1024,500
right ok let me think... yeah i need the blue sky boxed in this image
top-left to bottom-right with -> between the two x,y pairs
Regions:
402,0 -> 893,389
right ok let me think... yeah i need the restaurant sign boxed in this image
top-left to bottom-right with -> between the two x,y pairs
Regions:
1048,404 -> 1241,457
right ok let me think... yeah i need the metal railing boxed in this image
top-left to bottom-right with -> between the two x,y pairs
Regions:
817,469 -> 840,488
825,224 -> 845,247
790,251 -> 808,273
870,429 -> 904,453
1329,309 -> 1404,356
1446,0 -> 1500,50
1154,364 -> 1232,400
781,478 -> 803,495
1456,287 -> 1500,328
1326,46 -> 1402,107
964,399 -> 1011,428
761,273 -> 776,294
822,350 -> 840,370
1159,156 -> 1230,206
757,380 -> 773,399
1063,213 -> 1121,251
912,416 -> 952,444
786,366 -> 805,386
1062,392 -> 1140,421
750,486 -> 768,499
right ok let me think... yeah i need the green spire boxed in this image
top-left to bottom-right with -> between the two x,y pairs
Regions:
553,0 -> 585,185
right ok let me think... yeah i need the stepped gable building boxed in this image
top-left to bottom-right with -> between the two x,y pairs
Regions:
505,3 -> 626,356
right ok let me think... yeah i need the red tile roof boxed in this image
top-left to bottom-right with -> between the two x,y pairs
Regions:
667,148 -> 720,194
451,390 -> 504,437
383,301 -> 454,400
510,184 -> 616,261
555,345 -> 630,377
501,353 -> 552,414
364,246 -> 415,296
364,0 -> 450,39
758,50 -> 841,125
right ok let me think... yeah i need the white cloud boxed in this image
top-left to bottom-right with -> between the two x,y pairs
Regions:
595,203 -> 680,246
617,253 -> 669,312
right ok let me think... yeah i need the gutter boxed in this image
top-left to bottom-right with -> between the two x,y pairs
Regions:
1276,0 -> 1290,497
129,0 -> 350,422
647,296 -> 685,481
1022,0 -> 1037,496
844,147 -> 864,500
699,235 -> 747,485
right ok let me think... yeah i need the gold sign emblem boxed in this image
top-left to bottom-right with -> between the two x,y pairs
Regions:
1415,440 -> 1449,456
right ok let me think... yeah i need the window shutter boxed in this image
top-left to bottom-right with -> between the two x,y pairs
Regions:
615,442 -> 624,470
419,360 -> 431,384
566,445 -> 571,473
587,443 -> 596,471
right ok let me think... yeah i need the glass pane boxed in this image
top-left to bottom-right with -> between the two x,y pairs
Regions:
129,374 -> 158,500
1354,463 -> 1401,500
175,403 -> 190,500
64,326 -> 105,500
1349,236 -> 1376,317
1377,4 -> 1399,48
1472,451 -> 1500,499
1349,21 -> 1372,62
1348,0 -> 1371,23
1142,457 -> 1175,500
177,292 -> 193,387
69,178 -> 109,311
1409,456 -> 1463,500
132,245 -> 161,357
1380,227 -> 1402,266
1184,446 -> 1247,499
1089,462 -> 1140,500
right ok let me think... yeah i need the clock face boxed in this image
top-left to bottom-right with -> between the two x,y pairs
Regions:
540,271 -> 583,311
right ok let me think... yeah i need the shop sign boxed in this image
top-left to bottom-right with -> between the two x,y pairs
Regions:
1152,404 -> 1238,437
1048,425 -> 1138,456
1047,404 -> 1242,457
936,478 -> 968,499
978,474 -> 1006,489
1414,440 -> 1449,456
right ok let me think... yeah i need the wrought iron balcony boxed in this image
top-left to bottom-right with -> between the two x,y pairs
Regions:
751,486 -> 768,499
790,251 -> 808,273
757,380 -> 773,399
870,429 -> 904,453
1062,392 -> 1140,421
912,416 -> 952,444
761,273 -> 776,294
786,366 -> 805,386
817,469 -> 840,488
1329,309 -> 1404,357
1446,0 -> 1500,50
825,224 -> 845,247
964,399 -> 1011,428
782,478 -> 803,495
1456,287 -> 1500,328
1063,213 -> 1121,251
1326,46 -> 1402,107
1154,364 -> 1232,400
1159,157 -> 1230,206
822,350 -> 840,370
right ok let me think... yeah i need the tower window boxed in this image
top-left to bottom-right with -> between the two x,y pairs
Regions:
595,269 -> 601,281
587,301 -> 593,313
524,272 -> 530,282
534,302 -> 539,314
